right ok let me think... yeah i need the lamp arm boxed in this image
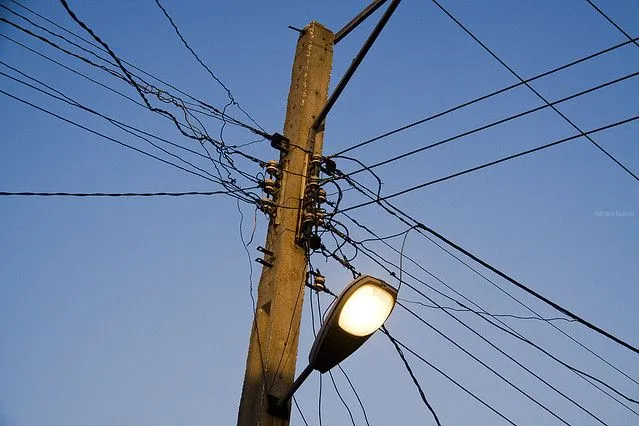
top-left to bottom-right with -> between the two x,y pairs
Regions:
267,363 -> 315,419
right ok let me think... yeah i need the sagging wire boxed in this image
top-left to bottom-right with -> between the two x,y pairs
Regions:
0,11 -> 268,185
323,151 -> 639,387
237,201 -> 269,396
381,325 -> 442,426
315,294 -> 357,426
331,223 -> 639,415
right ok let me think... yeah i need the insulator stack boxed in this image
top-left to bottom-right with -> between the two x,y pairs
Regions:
259,160 -> 282,218
298,156 -> 331,248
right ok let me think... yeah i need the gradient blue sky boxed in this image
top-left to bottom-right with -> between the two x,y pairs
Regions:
1,1 -> 638,425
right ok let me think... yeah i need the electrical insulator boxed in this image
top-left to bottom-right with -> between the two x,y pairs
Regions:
305,270 -> 327,292
265,160 -> 280,177
261,179 -> 279,196
302,211 -> 316,227
310,155 -> 322,175
314,273 -> 326,288
306,177 -> 320,193
317,188 -> 327,204
259,198 -> 276,215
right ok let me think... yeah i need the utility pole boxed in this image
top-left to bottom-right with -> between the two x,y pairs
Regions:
237,22 -> 334,426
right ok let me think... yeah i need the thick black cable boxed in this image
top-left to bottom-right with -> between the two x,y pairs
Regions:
0,64 -> 261,203
8,0 -> 263,133
381,326 -> 442,426
56,0 -> 256,153
327,221 -> 639,414
0,89 -> 256,204
0,64 -> 261,195
327,170 -> 639,389
387,332 -> 519,425
330,35 -> 639,157
322,246 -> 519,425
431,0 -> 638,182
0,190 -> 255,198
335,114 -> 639,215
337,364 -> 371,426
415,222 -> 639,356
326,234 -> 575,425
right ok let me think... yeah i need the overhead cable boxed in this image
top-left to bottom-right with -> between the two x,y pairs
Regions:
430,0 -> 638,181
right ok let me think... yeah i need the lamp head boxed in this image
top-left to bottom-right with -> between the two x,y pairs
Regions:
308,275 -> 397,373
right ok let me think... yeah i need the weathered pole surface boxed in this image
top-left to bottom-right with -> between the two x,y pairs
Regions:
237,22 -> 333,426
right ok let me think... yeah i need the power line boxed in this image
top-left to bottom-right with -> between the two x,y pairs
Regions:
324,237 -> 582,425
329,170 -> 639,398
322,248 -> 523,424
398,298 -> 612,424
335,114 -> 639,215
292,396 -> 311,426
324,154 -> 639,390
382,331 -> 519,425
415,221 -> 639,355
330,35 -> 639,157
0,88 -> 258,204
385,276 -> 578,423
0,63 -> 258,190
0,39 -> 263,173
0,7 -> 237,131
328,220 -> 636,417
57,0 -> 217,146
327,215 -> 636,422
152,0 -> 263,132
381,326 -> 442,426
0,13 -> 269,174
323,207 -> 639,412
331,70 -> 639,179
7,0 -> 261,133
430,0 -> 638,182
337,364 -> 371,426
399,298 -> 576,323
313,294 -> 357,426
0,190 -> 257,198
584,0 -> 639,49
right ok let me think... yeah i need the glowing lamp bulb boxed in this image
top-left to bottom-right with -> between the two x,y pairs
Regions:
338,284 -> 395,336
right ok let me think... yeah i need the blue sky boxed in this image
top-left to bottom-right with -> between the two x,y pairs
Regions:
1,1 -> 638,425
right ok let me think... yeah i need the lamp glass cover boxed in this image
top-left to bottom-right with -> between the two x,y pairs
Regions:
338,284 -> 395,336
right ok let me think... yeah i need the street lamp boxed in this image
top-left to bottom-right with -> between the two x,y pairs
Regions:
268,275 -> 397,418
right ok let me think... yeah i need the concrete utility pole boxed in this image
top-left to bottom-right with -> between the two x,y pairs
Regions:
237,22 -> 334,426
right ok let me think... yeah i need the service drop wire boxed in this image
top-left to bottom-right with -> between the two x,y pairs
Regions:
430,0 -> 637,181
327,161 -> 639,389
328,222 -> 639,415
0,64 -> 261,202
325,249 -> 519,425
